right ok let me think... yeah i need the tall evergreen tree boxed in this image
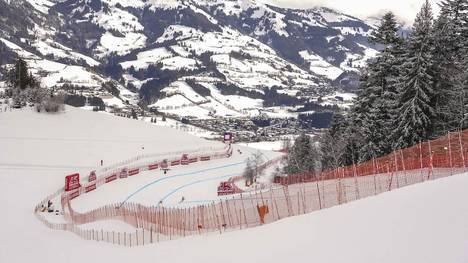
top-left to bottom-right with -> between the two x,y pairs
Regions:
284,133 -> 317,174
7,57 -> 32,90
320,113 -> 348,170
351,12 -> 404,160
394,0 -> 435,148
431,0 -> 468,134
369,12 -> 401,45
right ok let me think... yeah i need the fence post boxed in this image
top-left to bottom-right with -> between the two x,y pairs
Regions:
400,150 -> 408,186
300,188 -> 306,213
428,140 -> 433,180
352,161 -> 360,200
333,169 -> 340,204
232,197 -> 240,227
320,173 -> 326,207
314,177 -> 322,210
387,162 -> 393,191
419,141 -> 424,182
240,194 -> 248,227
372,158 -> 377,195
196,206 -> 201,234
157,210 -> 160,242
342,168 -> 348,202
296,191 -> 301,214
282,186 -> 292,216
223,200 -> 232,227
448,132 -> 453,176
459,131 -> 467,172
392,151 -> 400,189
214,204 -> 222,234
301,184 -> 307,213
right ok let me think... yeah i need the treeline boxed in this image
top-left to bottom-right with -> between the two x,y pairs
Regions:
284,0 -> 468,174
2,58 -> 109,113
3,57 -> 65,112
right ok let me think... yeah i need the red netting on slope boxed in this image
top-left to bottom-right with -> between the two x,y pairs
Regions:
274,130 -> 468,185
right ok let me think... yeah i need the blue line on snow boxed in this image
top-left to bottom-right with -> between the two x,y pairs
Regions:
156,172 -> 242,204
120,161 -> 246,205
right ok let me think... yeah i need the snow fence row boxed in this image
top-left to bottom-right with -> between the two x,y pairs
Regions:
35,130 -> 468,246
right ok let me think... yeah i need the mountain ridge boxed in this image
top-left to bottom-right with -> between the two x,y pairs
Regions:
0,0 -> 377,120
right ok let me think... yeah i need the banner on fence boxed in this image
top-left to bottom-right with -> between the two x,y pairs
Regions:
105,174 -> 117,183
181,154 -> 189,165
65,173 -> 80,192
85,184 -> 96,193
88,171 -> 97,182
160,159 -> 168,169
129,169 -> 139,176
120,168 -> 128,179
68,190 -> 80,200
200,156 -> 210,161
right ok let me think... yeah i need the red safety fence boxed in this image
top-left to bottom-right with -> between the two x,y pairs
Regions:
34,130 -> 467,246
225,155 -> 287,195
274,130 -> 468,185
58,146 -> 233,204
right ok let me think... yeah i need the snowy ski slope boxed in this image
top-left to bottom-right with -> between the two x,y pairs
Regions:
0,107 -> 467,263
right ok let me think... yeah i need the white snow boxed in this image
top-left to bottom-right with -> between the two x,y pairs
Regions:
41,65 -> 104,88
317,8 -> 359,23
341,43 -> 379,72
299,50 -> 344,80
160,56 -> 199,70
25,0 -> 54,14
0,38 -> 38,59
237,141 -> 285,152
0,107 -> 219,169
148,0 -> 183,10
32,39 -> 100,67
99,32 -> 147,56
121,48 -> 173,70
1,107 -> 468,263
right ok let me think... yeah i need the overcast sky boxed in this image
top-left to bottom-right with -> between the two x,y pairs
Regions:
260,0 -> 442,24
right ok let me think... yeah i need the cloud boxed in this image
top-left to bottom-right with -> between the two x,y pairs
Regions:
259,0 -> 442,24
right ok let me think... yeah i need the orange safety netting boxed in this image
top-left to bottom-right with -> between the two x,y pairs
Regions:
33,130 -> 468,246
274,129 -> 468,185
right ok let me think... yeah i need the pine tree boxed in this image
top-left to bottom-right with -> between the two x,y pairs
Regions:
431,0 -> 468,134
369,12 -> 400,45
320,113 -> 350,170
284,133 -> 317,174
243,158 -> 255,186
458,0 -> 468,128
394,0 -> 435,148
7,57 -> 33,90
351,12 -> 404,160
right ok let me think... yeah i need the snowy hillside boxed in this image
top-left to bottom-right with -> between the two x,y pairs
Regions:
0,107 -> 467,263
0,106 -> 222,170
0,0 -> 378,121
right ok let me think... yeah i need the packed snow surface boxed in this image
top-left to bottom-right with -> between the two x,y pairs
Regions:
1,107 -> 468,263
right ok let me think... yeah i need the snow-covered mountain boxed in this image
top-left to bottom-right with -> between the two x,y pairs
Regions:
0,0 -> 377,119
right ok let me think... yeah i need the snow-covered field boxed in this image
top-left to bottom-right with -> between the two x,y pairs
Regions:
1,107 -> 468,263
238,141 -> 285,151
